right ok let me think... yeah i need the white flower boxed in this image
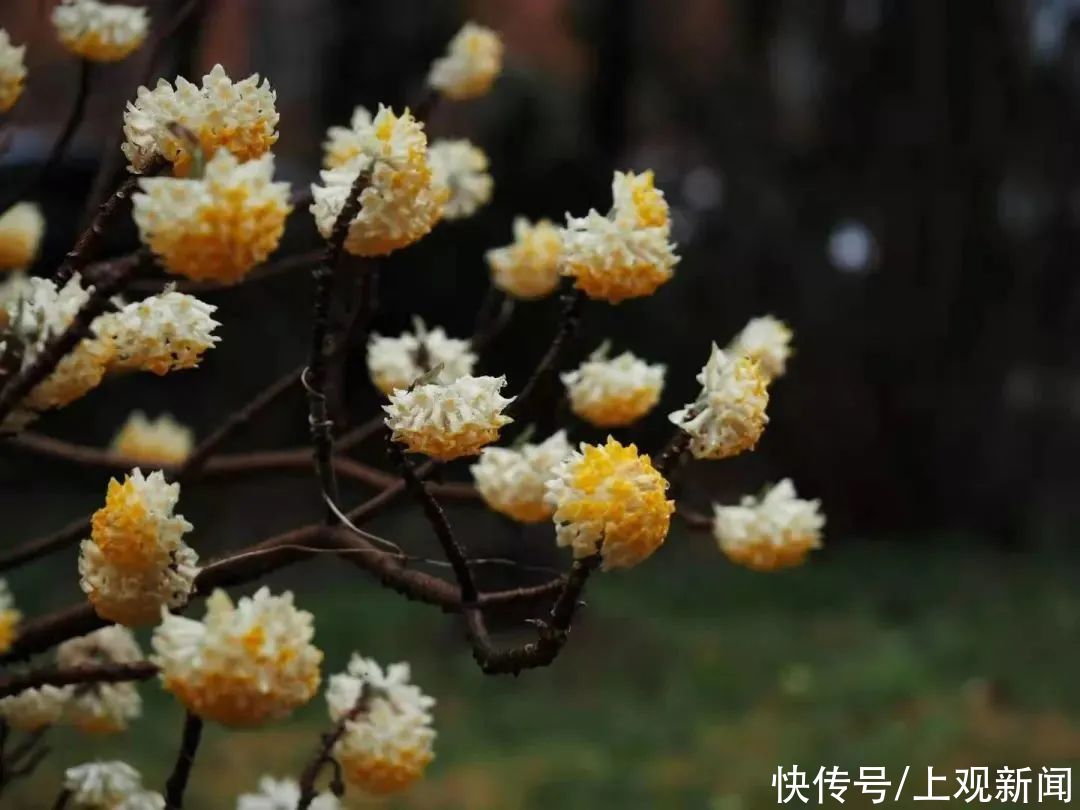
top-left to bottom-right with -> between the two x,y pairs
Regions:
0,29 -> 27,113
152,588 -> 323,727
0,269 -> 33,306
366,318 -> 476,395
99,289 -> 220,375
545,438 -> 673,570
428,139 -> 493,220
610,170 -> 671,229
384,374 -> 513,460
0,202 -> 45,270
726,315 -> 793,381
110,411 -> 194,465
485,217 -> 562,300
116,792 -> 166,810
237,776 -> 340,810
326,655 -> 435,796
133,150 -> 291,284
58,626 -> 145,733
427,22 -> 503,100
561,345 -> 665,427
310,105 -> 445,256
79,469 -> 198,626
122,64 -> 278,174
712,479 -> 825,571
322,105 -> 373,170
0,685 -> 72,731
470,430 -> 571,523
668,344 -> 769,460
52,0 -> 148,62
58,624 -> 143,666
63,761 -> 143,807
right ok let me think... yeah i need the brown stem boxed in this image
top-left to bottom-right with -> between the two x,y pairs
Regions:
51,789 -> 72,810
508,287 -> 584,422
0,662 -> 158,700
653,429 -> 690,476
0,251 -> 146,425
163,712 -> 203,809
295,688 -> 368,809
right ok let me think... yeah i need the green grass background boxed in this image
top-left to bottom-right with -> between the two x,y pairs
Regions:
8,534 -> 1080,808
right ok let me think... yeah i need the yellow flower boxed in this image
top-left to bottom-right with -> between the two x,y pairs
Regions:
428,139 -> 493,220
327,655 -> 435,796
122,64 -> 279,175
152,588 -> 323,727
111,411 -> 193,466
545,438 -> 674,570
312,105 -> 446,256
132,151 -> 292,284
98,289 -> 220,376
561,345 -> 665,427
668,344 -> 769,460
0,30 -> 27,113
51,0 -> 148,63
427,22 -> 503,100
384,375 -> 513,460
712,479 -> 824,571
612,170 -> 670,229
0,579 -> 21,655
0,202 -> 45,270
485,217 -> 562,300
470,430 -> 571,523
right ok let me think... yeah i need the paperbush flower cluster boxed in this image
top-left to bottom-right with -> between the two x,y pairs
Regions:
471,430 -> 571,522
0,29 -> 27,113
366,319 -> 476,395
713,479 -> 825,571
63,760 -> 163,809
52,0 -> 149,63
0,202 -> 44,271
110,411 -> 193,465
485,217 -> 563,299
562,344 -> 666,427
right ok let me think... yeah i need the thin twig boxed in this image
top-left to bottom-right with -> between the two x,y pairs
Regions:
163,711 -> 203,809
0,251 -> 147,425
508,287 -> 584,421
653,429 -> 690,476
296,688 -> 368,809
51,789 -> 72,810
0,60 -> 94,217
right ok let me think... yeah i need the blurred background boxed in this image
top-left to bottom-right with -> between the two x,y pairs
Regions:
4,0 -> 1080,807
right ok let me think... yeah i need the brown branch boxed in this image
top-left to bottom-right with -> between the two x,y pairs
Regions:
508,286 -> 583,421
51,789 -> 72,810
0,251 -> 146,425
0,662 -> 157,700
54,155 -> 167,286
0,60 -> 94,218
653,429 -> 691,476
121,248 -> 323,294
163,711 -> 203,809
295,688 -> 368,809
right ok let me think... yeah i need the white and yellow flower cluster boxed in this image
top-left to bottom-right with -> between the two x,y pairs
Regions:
57,626 -> 144,733
562,344 -> 665,427
428,139 -> 493,220
238,776 -> 339,810
668,344 -> 769,460
727,315 -> 793,381
132,151 -> 292,284
384,374 -> 513,460
471,430 -> 570,523
427,22 -> 503,101
560,170 -> 679,303
52,0 -> 149,63
313,105 -> 446,256
0,202 -> 44,271
0,29 -> 27,113
110,411 -> 193,465
80,469 -> 198,626
123,64 -> 279,175
366,319 -> 476,395
1,275 -> 219,430
0,578 -> 20,655
1,626 -> 144,734
63,760 -> 163,809
151,587 -> 323,727
485,217 -> 563,300
713,479 -> 825,571
326,655 -> 436,796
545,437 -> 674,570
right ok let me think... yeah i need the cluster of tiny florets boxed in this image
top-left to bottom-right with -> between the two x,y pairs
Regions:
57,626 -> 145,734
63,761 -> 163,809
80,469 -> 198,626
312,105 -> 446,256
428,139 -> 494,220
0,202 -> 45,270
238,776 -> 339,810
471,430 -> 571,522
98,289 -> 220,375
713,479 -> 825,571
52,0 -> 149,63
133,150 -> 292,284
427,22 -> 503,100
559,170 -> 679,303
485,217 -> 563,300
727,315 -> 793,381
561,344 -> 665,427
326,654 -> 436,796
366,319 -> 476,395
384,374 -> 514,460
0,684 -> 71,731
151,587 -> 323,727
545,437 -> 674,570
122,64 -> 279,175
110,411 -> 194,465
0,29 -> 27,113
668,344 -> 769,460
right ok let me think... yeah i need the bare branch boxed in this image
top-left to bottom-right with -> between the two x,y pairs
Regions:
296,687 -> 368,809
0,662 -> 158,700
507,287 -> 584,422
163,712 -> 203,809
